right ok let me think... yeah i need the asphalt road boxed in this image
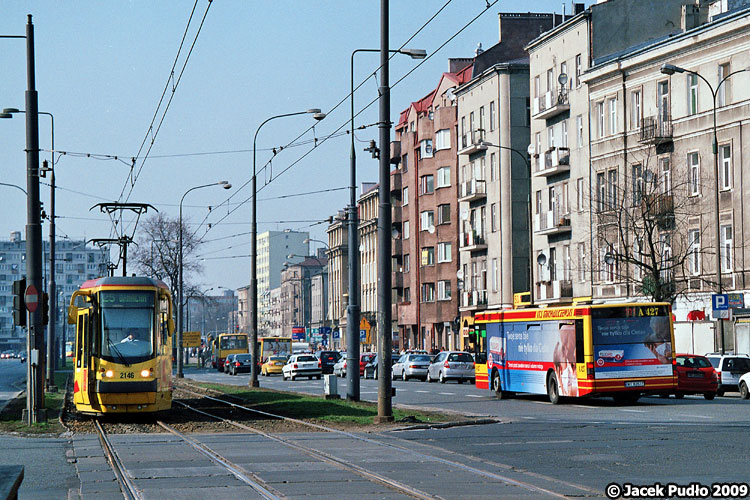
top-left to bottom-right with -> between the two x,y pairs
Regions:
0,358 -> 27,411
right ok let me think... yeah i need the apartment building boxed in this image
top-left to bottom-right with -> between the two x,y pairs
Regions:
582,2 -> 750,333
456,13 -> 560,347
526,0 -> 701,304
279,257 -> 326,337
326,215 -> 347,349
359,183 -> 379,349
392,59 -> 473,352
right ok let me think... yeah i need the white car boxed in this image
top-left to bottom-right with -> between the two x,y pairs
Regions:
739,372 -> 750,400
282,354 -> 322,381
705,353 -> 750,396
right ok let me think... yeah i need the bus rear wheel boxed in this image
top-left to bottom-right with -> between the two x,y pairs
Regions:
491,371 -> 505,399
547,373 -> 561,404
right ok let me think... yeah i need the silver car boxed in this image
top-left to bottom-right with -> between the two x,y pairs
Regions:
427,351 -> 475,384
392,354 -> 432,381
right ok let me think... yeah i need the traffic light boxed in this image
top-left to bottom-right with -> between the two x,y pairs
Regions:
12,278 -> 26,328
42,292 -> 49,326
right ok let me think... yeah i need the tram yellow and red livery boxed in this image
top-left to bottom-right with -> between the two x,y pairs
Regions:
67,276 -> 174,415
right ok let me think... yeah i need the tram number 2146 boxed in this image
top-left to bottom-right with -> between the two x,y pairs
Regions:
120,372 -> 135,379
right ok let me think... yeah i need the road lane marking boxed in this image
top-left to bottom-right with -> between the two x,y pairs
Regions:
415,390 -> 429,393
677,414 -> 713,419
466,394 -> 484,398
531,400 -> 551,405
619,409 -> 646,413
572,404 -> 598,409
477,440 -> 574,446
439,392 -> 455,395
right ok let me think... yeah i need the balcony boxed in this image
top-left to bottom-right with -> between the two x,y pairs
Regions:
533,88 -> 570,120
534,147 -> 570,177
391,238 -> 402,255
639,115 -> 673,144
642,193 -> 674,216
460,230 -> 487,252
391,169 -> 402,191
458,179 -> 486,202
461,289 -> 488,310
392,204 -> 402,223
392,271 -> 403,288
390,140 -> 401,164
534,208 -> 571,236
535,279 -> 573,302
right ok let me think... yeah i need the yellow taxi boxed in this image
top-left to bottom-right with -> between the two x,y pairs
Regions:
261,355 -> 288,376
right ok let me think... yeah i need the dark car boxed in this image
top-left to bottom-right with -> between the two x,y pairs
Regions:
229,353 -> 254,375
315,350 -> 341,374
363,353 -> 401,379
673,354 -> 718,400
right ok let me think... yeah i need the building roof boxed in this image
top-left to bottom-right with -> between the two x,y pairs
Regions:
396,63 -> 473,129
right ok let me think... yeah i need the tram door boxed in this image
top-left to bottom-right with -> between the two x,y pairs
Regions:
76,310 -> 93,406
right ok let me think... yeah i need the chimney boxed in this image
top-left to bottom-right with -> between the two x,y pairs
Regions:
574,2 -> 585,14
682,2 -> 708,31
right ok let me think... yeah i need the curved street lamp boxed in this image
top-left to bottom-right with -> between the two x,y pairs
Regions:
250,109 -> 326,388
177,181 -> 231,377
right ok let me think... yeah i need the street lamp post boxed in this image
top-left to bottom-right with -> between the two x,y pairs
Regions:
660,63 -> 749,354
250,109 -> 325,388
351,45 -> 425,404
3,107 -> 56,388
178,181 -> 231,378
477,141 -> 534,305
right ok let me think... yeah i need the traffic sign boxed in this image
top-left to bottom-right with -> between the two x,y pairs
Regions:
25,284 -> 39,313
182,331 -> 201,348
712,294 -> 729,311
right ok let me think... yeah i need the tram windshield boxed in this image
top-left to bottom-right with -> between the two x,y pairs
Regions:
99,291 -> 155,364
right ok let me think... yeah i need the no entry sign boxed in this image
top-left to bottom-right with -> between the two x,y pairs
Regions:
25,284 -> 39,313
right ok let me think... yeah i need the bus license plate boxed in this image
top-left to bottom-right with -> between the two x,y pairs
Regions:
624,381 -> 645,388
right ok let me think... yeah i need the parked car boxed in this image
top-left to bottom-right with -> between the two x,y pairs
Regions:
705,353 -> 750,396
315,350 -> 341,375
363,353 -> 400,379
333,356 -> 347,377
229,353 -> 254,375
427,351 -> 475,384
392,353 -> 432,381
261,355 -> 288,376
359,353 -> 376,376
739,372 -> 750,399
282,354 -> 322,381
672,354 -> 718,399
223,354 -> 236,374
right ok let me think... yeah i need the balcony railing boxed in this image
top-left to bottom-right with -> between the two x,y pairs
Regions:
643,193 -> 674,216
391,237 -> 402,255
535,147 -> 570,177
533,88 -> 570,120
536,279 -> 573,301
639,115 -> 673,144
458,178 -> 486,202
460,230 -> 487,251
461,289 -> 488,309
535,204 -> 571,235
390,169 -> 402,191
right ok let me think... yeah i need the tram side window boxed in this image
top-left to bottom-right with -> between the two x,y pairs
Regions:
76,315 -> 83,368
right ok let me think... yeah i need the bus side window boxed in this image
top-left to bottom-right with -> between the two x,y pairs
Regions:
575,319 -> 584,364
76,315 -> 83,368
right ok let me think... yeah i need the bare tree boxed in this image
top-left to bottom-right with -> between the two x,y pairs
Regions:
589,144 -> 717,304
131,213 -> 204,302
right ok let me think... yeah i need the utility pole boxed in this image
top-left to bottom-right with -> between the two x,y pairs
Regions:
24,15 -> 45,424
375,0 -> 394,423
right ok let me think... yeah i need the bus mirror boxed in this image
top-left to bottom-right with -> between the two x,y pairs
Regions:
67,305 -> 77,325
159,294 -> 169,314
167,317 -> 175,334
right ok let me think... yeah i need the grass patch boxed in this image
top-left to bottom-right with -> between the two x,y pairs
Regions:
190,381 -> 454,426
0,372 -> 68,435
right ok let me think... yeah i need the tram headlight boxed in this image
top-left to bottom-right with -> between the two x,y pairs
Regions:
140,369 -> 152,378
105,370 -> 114,378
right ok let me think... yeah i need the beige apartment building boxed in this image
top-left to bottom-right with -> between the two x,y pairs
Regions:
326,216 -> 347,348
358,183 -> 379,349
582,2 -> 750,331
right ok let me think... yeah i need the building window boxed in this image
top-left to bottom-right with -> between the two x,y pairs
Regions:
561,120 -> 568,148
549,247 -> 557,281
421,247 -> 435,266
597,172 -> 606,212
576,177 -> 584,212
420,139 -> 433,159
632,163 -> 643,206
436,166 -> 450,188
721,224 -> 732,272
490,153 -> 497,182
689,229 -> 701,276
461,117 -> 467,149
659,157 -> 672,196
631,90 -> 641,130
435,129 -> 450,151
577,242 -> 586,282
607,169 -> 618,210
608,97 -> 617,135
420,175 -> 434,194
534,75 -> 540,98
596,101 -> 605,139
576,115 -> 583,148
688,74 -> 698,115
688,152 -> 700,196
546,68 -> 554,92
491,258 -> 498,292
535,190 -> 542,214
563,245 -> 571,281
402,154 -> 408,172
402,186 -> 409,206
437,204 -> 451,225
561,182 -> 569,214
658,80 -> 670,121
718,63 -> 730,107
421,282 -> 435,302
470,111 -> 476,144
491,203 -> 497,232
420,211 -> 434,231
479,106 -> 485,137
437,280 -> 451,301
403,287 -> 410,302
575,54 -> 582,87
720,144 -> 732,190
437,242 -> 452,263
547,126 -> 555,149
403,220 -> 410,239
489,101 -> 495,132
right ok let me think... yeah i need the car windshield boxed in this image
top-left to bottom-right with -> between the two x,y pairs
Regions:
410,355 -> 431,362
297,355 -> 317,362
447,353 -> 473,362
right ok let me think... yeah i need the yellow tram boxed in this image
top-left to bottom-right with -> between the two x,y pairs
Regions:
67,276 -> 174,415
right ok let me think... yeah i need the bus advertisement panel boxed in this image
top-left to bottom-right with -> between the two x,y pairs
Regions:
591,305 -> 672,380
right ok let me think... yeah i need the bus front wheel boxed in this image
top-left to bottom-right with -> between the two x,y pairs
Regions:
547,373 -> 561,404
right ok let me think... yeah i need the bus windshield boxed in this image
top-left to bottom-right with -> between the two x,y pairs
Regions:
591,305 -> 672,379
220,335 -> 248,350
99,291 -> 155,364
262,339 -> 291,360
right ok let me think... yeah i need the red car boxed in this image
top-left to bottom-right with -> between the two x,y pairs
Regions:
673,354 -> 718,400
359,353 -> 376,376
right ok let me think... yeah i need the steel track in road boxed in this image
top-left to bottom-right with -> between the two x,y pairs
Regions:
177,382 -> 583,499
94,420 -> 143,500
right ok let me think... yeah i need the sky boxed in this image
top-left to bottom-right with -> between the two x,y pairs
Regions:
1,1 -> 591,293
